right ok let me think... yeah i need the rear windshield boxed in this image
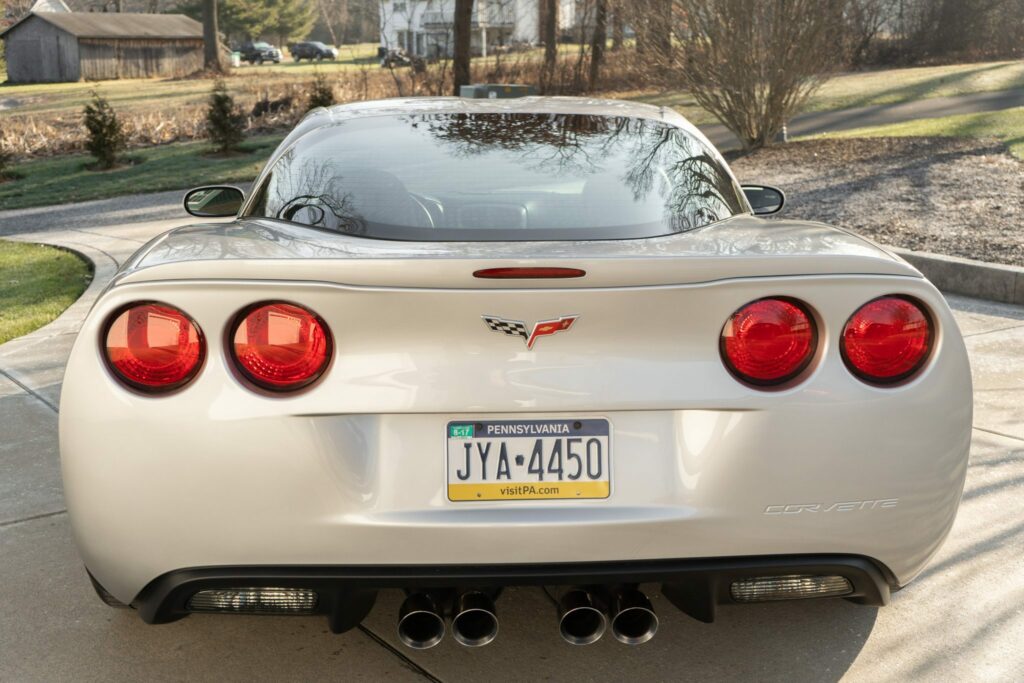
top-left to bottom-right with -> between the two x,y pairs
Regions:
244,113 -> 746,241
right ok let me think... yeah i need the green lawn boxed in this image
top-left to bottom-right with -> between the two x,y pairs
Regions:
809,60 -> 1024,112
0,43 -> 380,118
7,52 -> 1022,129
809,106 -> 1024,159
630,59 -> 1024,125
0,135 -> 282,210
3,58 -> 1023,210
0,240 -> 92,345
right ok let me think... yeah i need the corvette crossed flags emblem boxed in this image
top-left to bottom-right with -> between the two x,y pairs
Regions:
482,315 -> 579,349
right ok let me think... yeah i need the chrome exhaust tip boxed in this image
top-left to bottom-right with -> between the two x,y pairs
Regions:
557,589 -> 607,645
610,588 -> 658,645
397,593 -> 445,649
451,591 -> 498,647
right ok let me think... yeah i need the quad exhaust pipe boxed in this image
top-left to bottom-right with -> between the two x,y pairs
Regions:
451,591 -> 499,647
397,593 -> 446,649
609,588 -> 658,645
398,586 -> 656,648
557,588 -> 607,645
557,587 -> 657,645
398,590 -> 498,649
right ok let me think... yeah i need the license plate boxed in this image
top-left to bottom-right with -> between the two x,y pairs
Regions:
446,419 -> 611,501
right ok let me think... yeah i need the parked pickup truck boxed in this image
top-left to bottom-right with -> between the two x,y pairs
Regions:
239,41 -> 282,65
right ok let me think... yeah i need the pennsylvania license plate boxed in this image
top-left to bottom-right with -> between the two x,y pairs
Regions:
446,419 -> 611,502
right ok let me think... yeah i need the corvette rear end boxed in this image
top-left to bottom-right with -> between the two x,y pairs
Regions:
59,97 -> 971,647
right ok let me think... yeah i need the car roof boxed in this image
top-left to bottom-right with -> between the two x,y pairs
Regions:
281,96 -> 697,153
323,96 -> 675,123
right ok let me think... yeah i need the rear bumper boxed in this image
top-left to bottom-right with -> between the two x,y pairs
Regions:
131,554 -> 894,630
60,275 -> 972,604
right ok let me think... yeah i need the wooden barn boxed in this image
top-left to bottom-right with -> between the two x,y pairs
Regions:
1,12 -> 204,83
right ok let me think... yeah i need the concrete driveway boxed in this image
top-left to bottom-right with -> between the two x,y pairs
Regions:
1,194 -> 1023,682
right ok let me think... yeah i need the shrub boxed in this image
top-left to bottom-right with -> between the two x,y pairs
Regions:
307,71 -> 336,111
206,79 -> 245,153
83,91 -> 126,169
0,139 -> 12,178
0,142 -> 14,181
673,0 -> 847,150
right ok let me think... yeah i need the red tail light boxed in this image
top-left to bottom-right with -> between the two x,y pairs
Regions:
721,298 -> 817,386
842,296 -> 932,384
231,302 -> 331,391
104,303 -> 204,392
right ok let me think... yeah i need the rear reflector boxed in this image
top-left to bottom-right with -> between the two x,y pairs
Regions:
730,575 -> 853,602
473,267 -> 586,279
188,588 -> 318,613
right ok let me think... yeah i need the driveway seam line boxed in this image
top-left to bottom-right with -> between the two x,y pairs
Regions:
0,509 -> 67,529
357,625 -> 445,683
963,323 -> 1024,338
0,367 -> 58,413
972,426 -> 1024,443
69,227 -> 148,245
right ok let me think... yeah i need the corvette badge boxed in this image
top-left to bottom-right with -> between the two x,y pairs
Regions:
482,315 -> 579,349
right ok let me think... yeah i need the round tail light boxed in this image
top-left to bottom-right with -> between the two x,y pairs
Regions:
104,303 -> 204,392
842,296 -> 932,384
231,302 -> 331,391
721,298 -> 817,386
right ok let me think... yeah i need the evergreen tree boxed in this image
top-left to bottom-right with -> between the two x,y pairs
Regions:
206,80 -> 245,153
182,0 -> 273,44
83,91 -> 126,170
269,0 -> 316,45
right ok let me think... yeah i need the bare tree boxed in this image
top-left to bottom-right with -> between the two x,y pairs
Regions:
627,0 -> 672,60
674,0 -> 847,150
900,0 -> 1015,61
588,0 -> 607,89
202,0 -> 224,73
610,1 -> 624,50
316,0 -> 348,46
647,0 -> 673,62
541,0 -> 558,71
846,0 -> 896,65
452,0 -> 473,95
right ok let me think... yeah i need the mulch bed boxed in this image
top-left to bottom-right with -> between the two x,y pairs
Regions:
728,137 -> 1024,267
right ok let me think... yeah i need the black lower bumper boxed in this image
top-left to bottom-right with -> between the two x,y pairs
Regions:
130,554 -> 894,632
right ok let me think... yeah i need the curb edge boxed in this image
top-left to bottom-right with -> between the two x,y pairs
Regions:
891,247 -> 1024,307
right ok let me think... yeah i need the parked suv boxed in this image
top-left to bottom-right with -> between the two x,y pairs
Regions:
239,41 -> 282,65
289,41 -> 338,61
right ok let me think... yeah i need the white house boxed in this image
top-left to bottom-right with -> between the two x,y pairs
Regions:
379,0 -> 580,58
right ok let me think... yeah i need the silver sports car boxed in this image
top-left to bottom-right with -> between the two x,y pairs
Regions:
60,97 -> 972,648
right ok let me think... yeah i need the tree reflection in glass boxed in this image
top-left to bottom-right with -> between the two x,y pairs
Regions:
245,112 -> 745,241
